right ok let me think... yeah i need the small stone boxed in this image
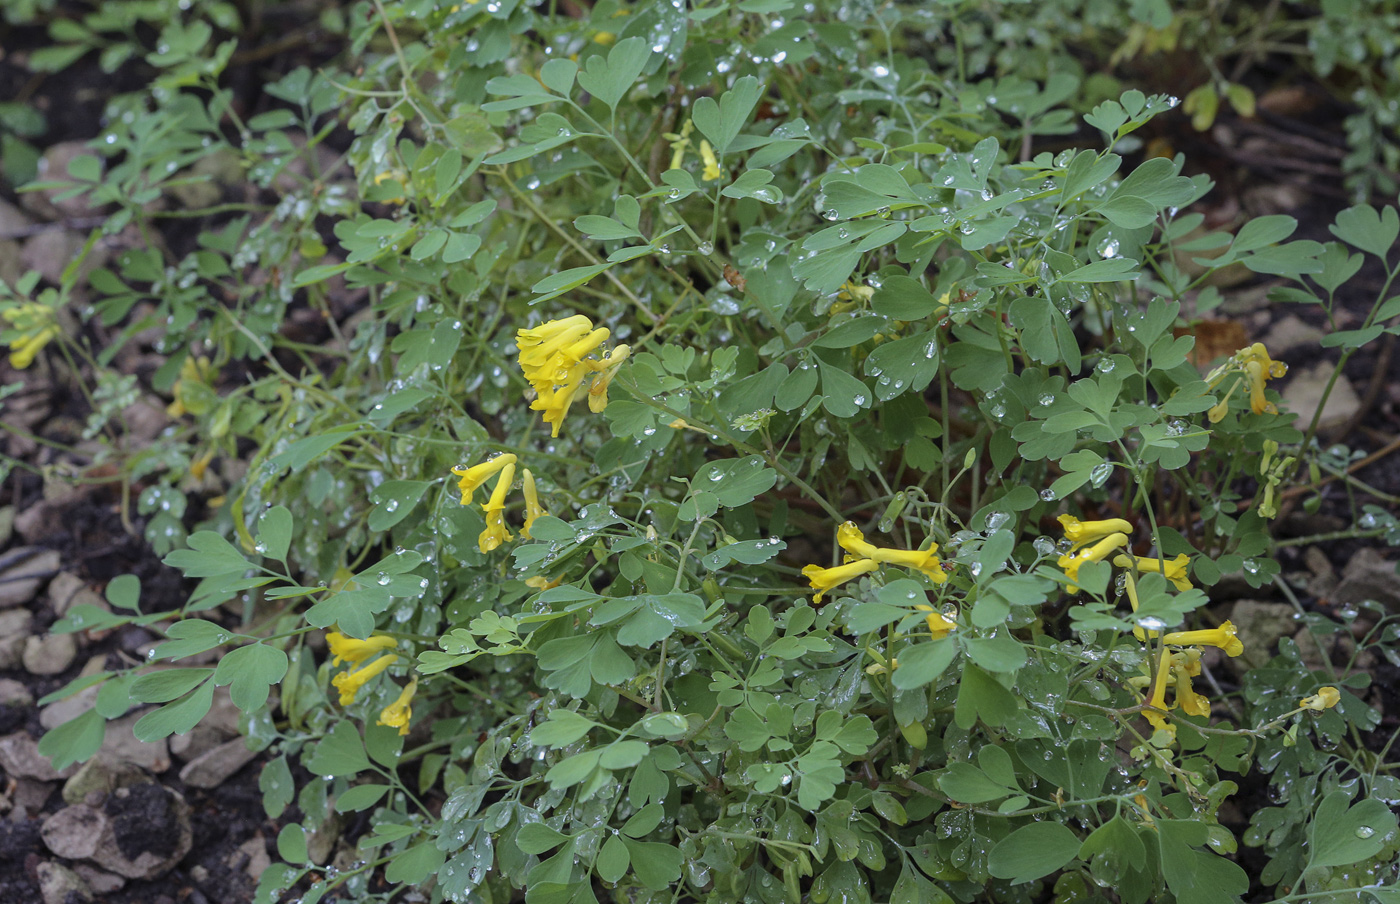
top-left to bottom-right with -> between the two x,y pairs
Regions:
91,784 -> 193,880
0,609 -> 34,671
0,677 -> 33,708
101,713 -> 170,774
0,547 -> 60,609
72,864 -> 125,895
46,572 -> 105,618
36,860 -> 93,904
169,725 -> 224,763
11,776 -> 56,816
20,229 -> 86,287
21,141 -> 108,219
1260,314 -> 1325,354
62,757 -> 147,805
41,804 -> 108,859
1281,361 -> 1361,430
1228,600 -> 1299,671
233,833 -> 271,881
0,731 -> 78,781
23,632 -> 79,676
1332,547 -> 1400,611
39,684 -> 100,730
178,738 -> 258,788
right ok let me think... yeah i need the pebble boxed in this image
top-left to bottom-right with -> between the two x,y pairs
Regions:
23,631 -> 79,676
101,713 -> 171,774
37,860 -> 93,904
0,677 -> 33,708
0,609 -> 34,670
0,731 -> 78,781
0,547 -> 60,609
1281,361 -> 1361,430
72,864 -> 126,895
40,804 -> 107,859
47,572 -> 105,618
178,738 -> 258,788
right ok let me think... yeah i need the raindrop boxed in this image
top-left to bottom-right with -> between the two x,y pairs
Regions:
1038,393 -> 1055,407
1089,462 -> 1113,488
1356,826 -> 1376,839
377,573 -> 392,586
1039,488 -> 1058,502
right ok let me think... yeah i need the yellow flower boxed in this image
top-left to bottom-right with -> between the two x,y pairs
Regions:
836,521 -> 880,559
167,355 -> 215,418
1057,514 -> 1134,551
452,453 -> 517,506
517,315 -> 598,386
1173,662 -> 1211,718
326,631 -> 397,666
521,468 -> 548,539
530,368 -> 589,438
872,546 -> 948,584
699,140 -> 721,181
2,302 -> 61,369
587,344 -> 630,414
525,574 -> 563,590
1300,686 -> 1340,711
479,461 -> 515,553
837,281 -> 875,303
1113,552 -> 1192,592
1162,620 -> 1243,657
865,659 -> 895,676
332,653 -> 398,705
377,677 -> 418,735
1239,343 -> 1287,415
1057,532 -> 1129,593
665,120 -> 695,171
1143,648 -> 1175,742
916,604 -> 955,638
802,558 -> 879,603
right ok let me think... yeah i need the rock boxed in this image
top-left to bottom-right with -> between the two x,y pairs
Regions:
62,757 -> 147,805
0,609 -> 34,670
203,686 -> 245,737
21,141 -> 108,220
46,572 -> 105,618
1331,547 -> 1400,611
23,632 -> 79,675
91,784 -> 193,880
39,684 -> 100,731
101,713 -> 170,774
1260,314 -> 1326,354
0,198 -> 32,234
178,737 -> 257,788
233,833 -> 271,881
72,864 -> 125,895
12,776 -> 56,816
1228,600 -> 1299,671
0,504 -> 14,547
36,860 -> 93,904
0,677 -> 34,708
307,811 -> 341,865
0,732 -> 78,781
169,725 -> 225,763
13,495 -> 85,545
1281,361 -> 1361,430
20,229 -> 87,287
41,804 -> 107,859
0,547 -> 60,609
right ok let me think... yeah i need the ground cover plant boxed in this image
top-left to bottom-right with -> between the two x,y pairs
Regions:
4,0 -> 1400,902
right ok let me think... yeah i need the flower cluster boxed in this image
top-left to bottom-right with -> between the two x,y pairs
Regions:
802,521 -> 948,605
1,302 -> 60,370
326,630 -> 418,735
516,314 -> 630,437
1205,342 -> 1287,421
451,453 -> 550,552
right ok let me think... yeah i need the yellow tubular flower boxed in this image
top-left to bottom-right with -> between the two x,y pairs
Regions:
1300,686 -> 1340,711
872,546 -> 948,584
3,303 -> 61,369
1121,572 -> 1154,642
1058,514 -> 1134,550
836,522 -> 880,559
478,461 -> 516,553
452,453 -> 517,506
332,653 -> 398,705
1173,662 -> 1211,718
1143,648 -> 1176,741
666,120 -> 695,171
326,631 -> 397,666
378,677 -> 419,735
802,558 -> 880,603
586,344 -> 630,414
1057,533 -> 1129,593
699,140 -> 721,181
517,316 -> 594,383
1162,620 -> 1244,657
168,355 -> 215,418
916,604 -> 955,638
531,368 -> 589,438
521,468 -> 548,539
1113,553 -> 1193,592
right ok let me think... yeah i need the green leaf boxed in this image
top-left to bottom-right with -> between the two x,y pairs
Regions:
872,276 -> 941,320
384,842 -> 445,886
36,708 -> 106,772
518,822 -> 572,854
620,839 -> 682,889
277,824 -> 308,864
1061,257 -> 1140,283
954,664 -> 1018,729
692,75 -> 763,155
530,709 -> 597,747
576,37 -> 650,110
703,538 -> 787,570
259,754 -> 294,818
890,638 -> 959,690
720,168 -> 782,203
938,763 -> 1013,803
864,331 -> 940,401
1308,790 -> 1399,870
256,505 -> 292,562
304,721 -> 371,777
1329,204 -> 1399,261
152,619 -> 234,660
818,357 -> 871,418
595,835 -> 630,883
573,215 -> 642,241
532,264 -> 612,301
214,643 -> 289,713
987,822 -> 1082,883
106,574 -> 140,611
368,480 -> 431,531
163,531 -> 251,577
133,680 -> 215,742
539,58 -> 578,95
267,425 -> 361,473
814,314 -> 886,349
335,783 -> 389,813
130,667 -> 216,703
